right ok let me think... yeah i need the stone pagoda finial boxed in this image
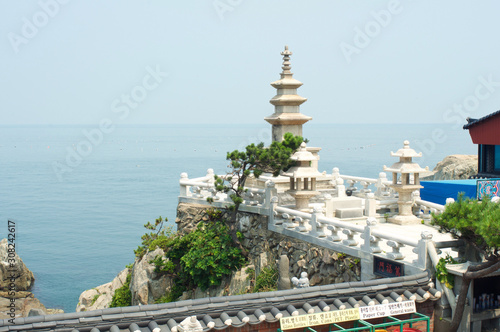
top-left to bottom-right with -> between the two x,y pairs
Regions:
281,45 -> 292,75
265,46 -> 312,142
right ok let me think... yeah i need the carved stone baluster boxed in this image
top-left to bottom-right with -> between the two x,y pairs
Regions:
327,225 -> 341,242
192,186 -> 203,198
361,181 -> 371,196
347,180 -> 357,194
387,241 -> 405,260
296,217 -> 308,233
342,229 -> 359,246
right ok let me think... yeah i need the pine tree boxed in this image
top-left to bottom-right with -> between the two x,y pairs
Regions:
432,193 -> 500,331
209,133 -> 304,256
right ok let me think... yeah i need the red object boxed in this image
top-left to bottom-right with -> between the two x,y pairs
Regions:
465,112 -> 500,145
394,328 -> 422,332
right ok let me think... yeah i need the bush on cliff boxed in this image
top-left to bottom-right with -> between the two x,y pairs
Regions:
136,209 -> 247,302
109,273 -> 132,308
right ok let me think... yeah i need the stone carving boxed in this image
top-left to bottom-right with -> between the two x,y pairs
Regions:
291,272 -> 310,288
277,255 -> 291,290
177,316 -> 203,332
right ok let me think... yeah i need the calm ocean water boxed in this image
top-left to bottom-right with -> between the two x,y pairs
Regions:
0,123 -> 476,313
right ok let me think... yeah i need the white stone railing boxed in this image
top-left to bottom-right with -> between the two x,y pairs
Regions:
178,169 -> 278,214
332,168 -> 395,199
414,198 -> 446,222
269,204 -> 432,278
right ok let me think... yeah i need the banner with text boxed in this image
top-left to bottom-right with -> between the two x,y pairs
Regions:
280,300 -> 416,330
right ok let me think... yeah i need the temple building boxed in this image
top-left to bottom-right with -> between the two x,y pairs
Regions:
464,110 -> 500,178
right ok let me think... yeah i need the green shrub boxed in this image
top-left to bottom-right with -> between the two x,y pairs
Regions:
134,216 -> 173,259
253,265 -> 278,293
142,210 -> 247,302
436,254 -> 458,289
109,273 -> 132,308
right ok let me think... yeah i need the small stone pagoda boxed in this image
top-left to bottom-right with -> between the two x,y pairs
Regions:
282,142 -> 322,212
383,140 -> 429,225
265,46 -> 312,142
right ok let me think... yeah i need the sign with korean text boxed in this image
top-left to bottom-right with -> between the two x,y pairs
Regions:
373,256 -> 404,278
280,301 -> 416,330
359,300 -> 416,320
280,308 -> 360,330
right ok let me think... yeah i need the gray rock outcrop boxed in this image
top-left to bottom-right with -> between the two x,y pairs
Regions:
76,268 -> 129,312
423,154 -> 477,180
0,238 -> 35,292
0,239 -> 63,319
130,248 -> 172,305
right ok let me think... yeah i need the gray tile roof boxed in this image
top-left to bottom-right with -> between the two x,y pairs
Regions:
0,271 -> 440,332
463,109 -> 500,129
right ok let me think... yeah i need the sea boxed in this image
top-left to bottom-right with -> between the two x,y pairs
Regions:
0,123 -> 476,313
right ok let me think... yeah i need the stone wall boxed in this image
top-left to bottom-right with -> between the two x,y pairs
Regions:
176,203 -> 360,287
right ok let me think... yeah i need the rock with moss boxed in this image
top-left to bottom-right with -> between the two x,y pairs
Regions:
0,239 -> 63,319
0,238 -> 35,292
130,248 -> 172,305
76,268 -> 129,312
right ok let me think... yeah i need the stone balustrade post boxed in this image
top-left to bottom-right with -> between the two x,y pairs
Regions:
360,217 -> 378,281
268,196 -> 279,225
413,231 -> 433,269
365,193 -> 376,217
337,178 -> 346,198
375,172 -> 388,197
264,181 -> 277,209
362,217 -> 381,253
332,167 -> 340,182
310,207 -> 323,236
205,168 -> 215,185
180,172 -> 189,196
324,194 -> 333,217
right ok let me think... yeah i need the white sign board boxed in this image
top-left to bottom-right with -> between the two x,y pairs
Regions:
280,300 -> 416,330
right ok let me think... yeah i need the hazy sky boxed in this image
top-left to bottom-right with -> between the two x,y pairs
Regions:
2,1 -> 500,125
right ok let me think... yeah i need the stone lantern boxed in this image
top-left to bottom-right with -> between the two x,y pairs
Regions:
282,142 -> 322,211
383,140 -> 429,225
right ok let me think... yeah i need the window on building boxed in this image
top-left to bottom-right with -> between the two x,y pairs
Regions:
495,145 -> 500,171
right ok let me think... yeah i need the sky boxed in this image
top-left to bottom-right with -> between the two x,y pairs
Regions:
2,1 -> 500,125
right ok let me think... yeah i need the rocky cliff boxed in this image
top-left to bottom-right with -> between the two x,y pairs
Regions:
76,268 -> 129,312
78,203 -> 361,310
423,154 -> 477,180
0,238 -> 63,319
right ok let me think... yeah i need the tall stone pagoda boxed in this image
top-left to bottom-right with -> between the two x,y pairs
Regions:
383,141 -> 429,225
265,46 -> 312,142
